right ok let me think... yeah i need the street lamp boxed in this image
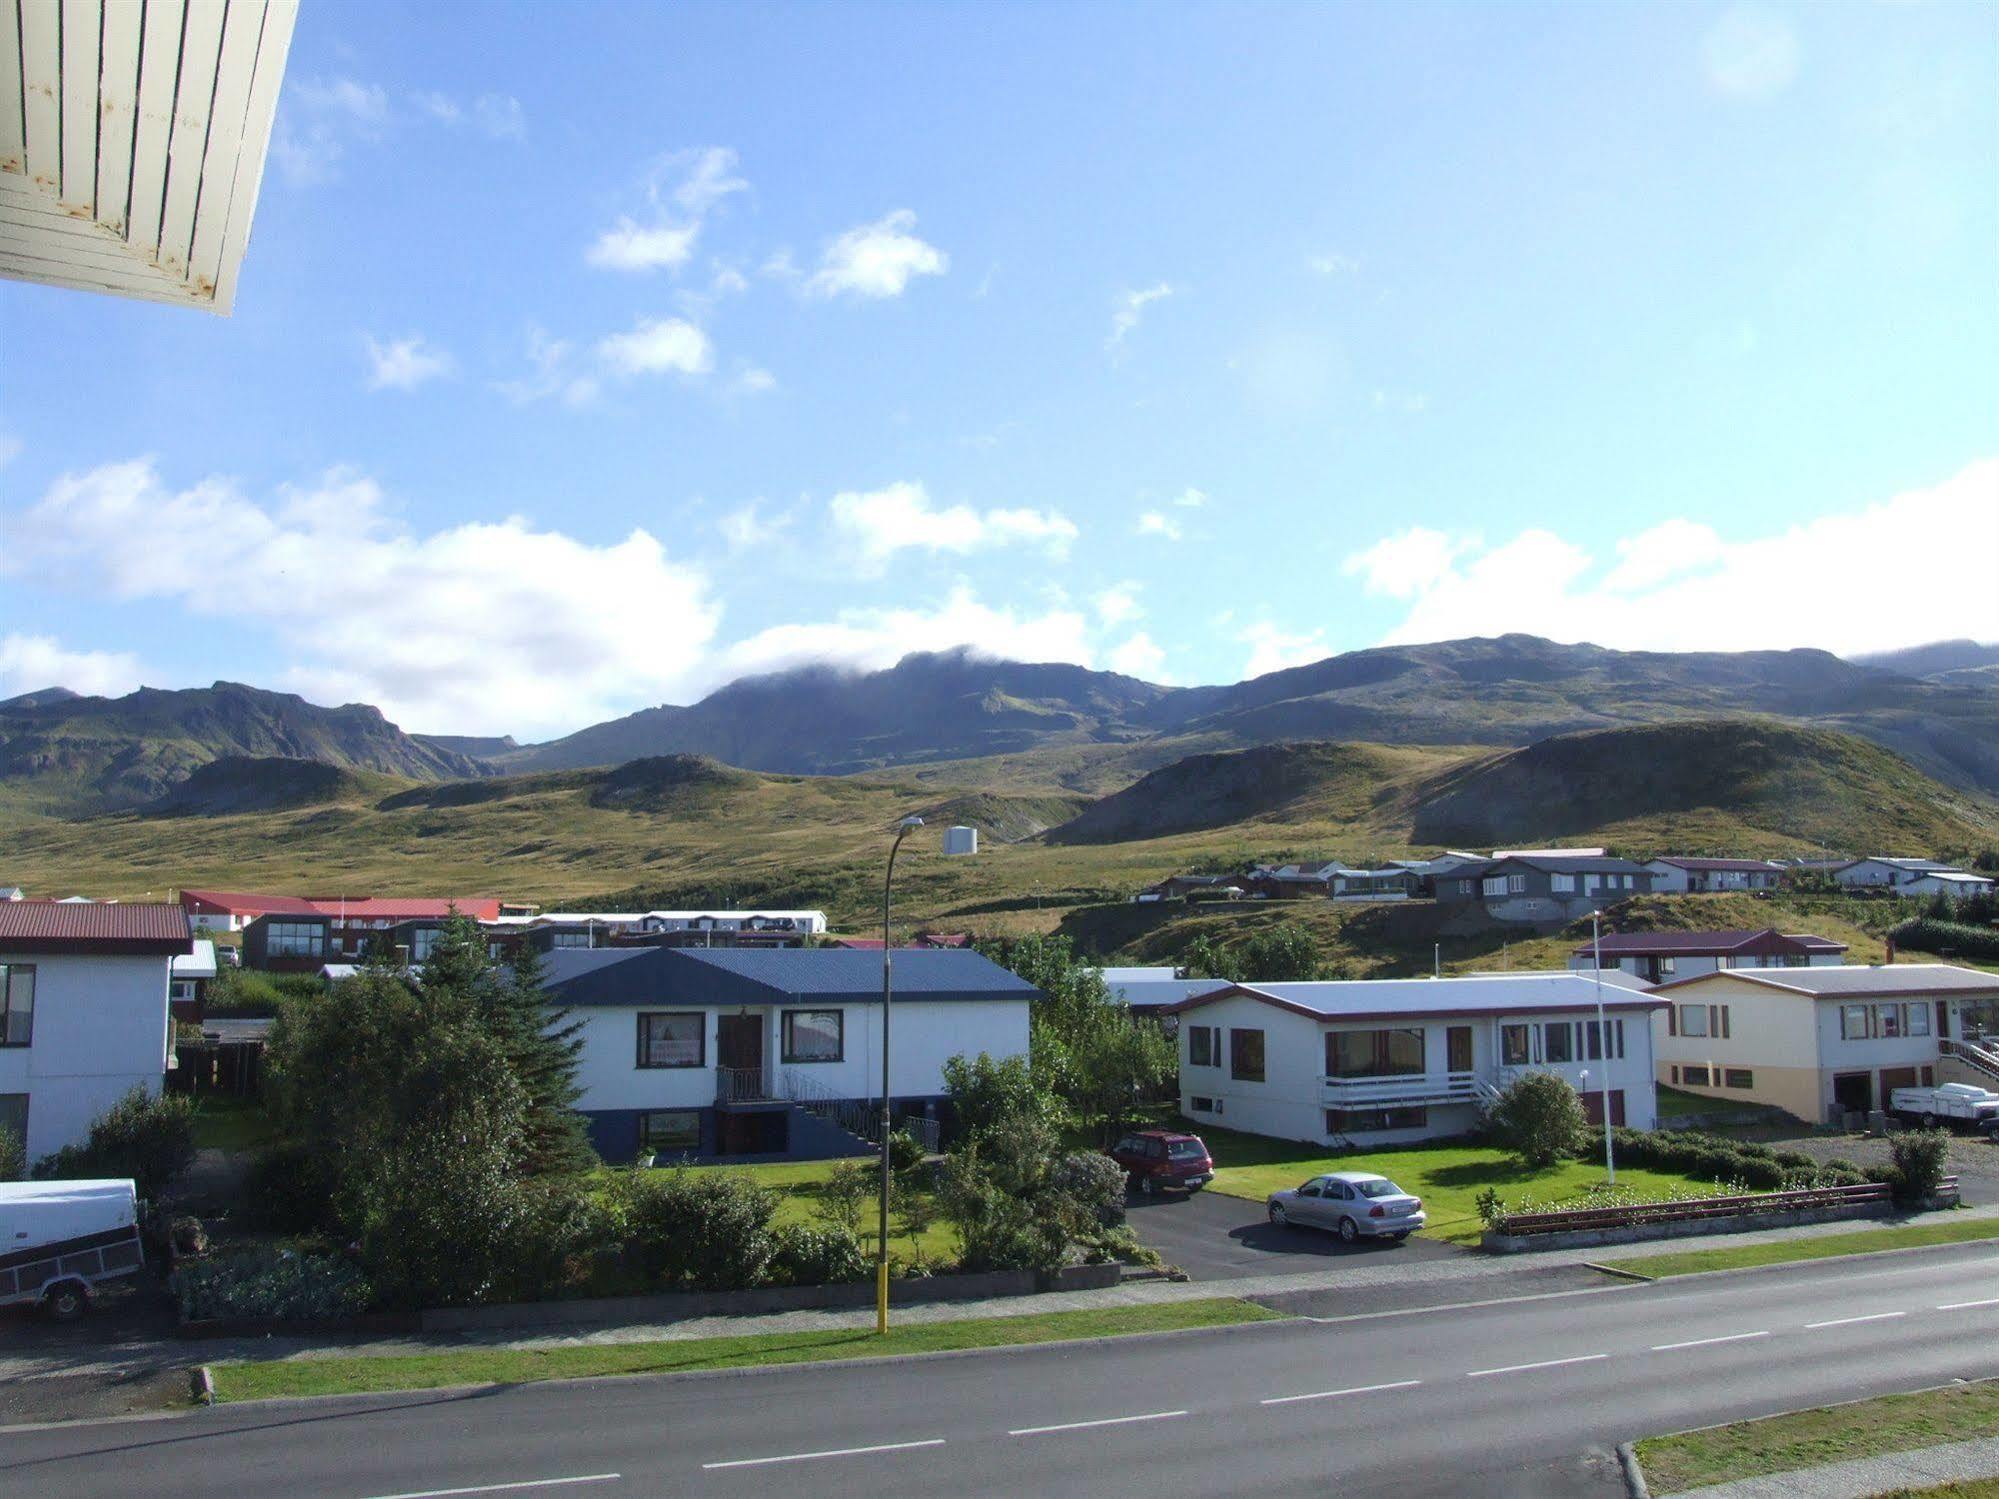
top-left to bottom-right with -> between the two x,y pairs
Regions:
1591,913 -> 1616,1184
877,815 -> 976,1334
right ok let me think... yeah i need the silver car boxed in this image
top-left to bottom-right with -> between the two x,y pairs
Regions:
1266,1171 -> 1426,1244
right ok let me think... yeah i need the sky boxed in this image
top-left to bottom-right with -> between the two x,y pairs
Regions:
1,1 -> 1995,740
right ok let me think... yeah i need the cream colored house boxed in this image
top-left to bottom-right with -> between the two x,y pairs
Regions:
1651,964 -> 1999,1122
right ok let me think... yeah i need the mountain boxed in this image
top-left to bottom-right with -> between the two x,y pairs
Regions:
0,687 -> 81,712
418,732 -> 520,759
1851,639 -> 1999,679
148,756 -> 415,817
0,682 -> 487,814
500,635 -> 1999,798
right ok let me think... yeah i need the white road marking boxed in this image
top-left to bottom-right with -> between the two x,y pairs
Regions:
1938,1298 -> 1999,1311
1805,1312 -> 1906,1330
1262,1379 -> 1422,1406
1650,1331 -> 1770,1352
1008,1410 -> 1188,1436
1466,1353 -> 1608,1379
362,1477 -> 620,1499
702,1439 -> 944,1471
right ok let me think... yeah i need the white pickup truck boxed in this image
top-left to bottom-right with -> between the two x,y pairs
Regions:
0,1179 -> 146,1319
1889,1083 -> 1999,1138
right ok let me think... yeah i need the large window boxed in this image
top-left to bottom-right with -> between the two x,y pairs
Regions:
1230,1028 -> 1266,1083
782,1009 -> 843,1063
1482,875 -> 1509,897
1551,873 -> 1575,894
1583,1018 -> 1625,1061
1543,1023 -> 1575,1063
263,921 -> 325,958
1328,1106 -> 1427,1133
0,1092 -> 26,1145
1678,1003 -> 1709,1038
1188,1025 -> 1218,1067
637,1110 -> 700,1156
1906,1004 -> 1931,1037
1840,1004 -> 1871,1041
1501,1023 -> 1531,1066
637,1011 -> 706,1068
0,964 -> 33,1047
1877,1003 -> 1902,1039
1325,1028 -> 1425,1078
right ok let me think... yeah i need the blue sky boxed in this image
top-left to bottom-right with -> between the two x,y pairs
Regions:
1,1 -> 1994,738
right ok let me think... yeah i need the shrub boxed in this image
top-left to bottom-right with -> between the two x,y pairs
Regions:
1890,1128 -> 1951,1201
1889,918 -> 1999,963
771,1223 -> 870,1286
355,1107 -> 535,1309
1047,1151 -> 1128,1231
245,1141 -> 335,1233
0,1123 -> 23,1182
941,1052 -> 1063,1139
821,1159 -> 873,1235
1488,1071 -> 1586,1167
887,1128 -> 928,1176
619,1168 -> 780,1291
498,1177 -> 620,1302
172,1245 -> 372,1322
32,1086 -> 197,1202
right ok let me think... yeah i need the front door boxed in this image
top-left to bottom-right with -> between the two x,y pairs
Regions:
1582,1089 -> 1626,1127
1832,1071 -> 1872,1114
717,1014 -> 764,1096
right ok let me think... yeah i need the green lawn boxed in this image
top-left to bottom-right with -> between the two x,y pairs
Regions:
1872,1482 -> 1999,1498
1635,1380 -> 1999,1493
1616,1216 -> 1999,1278
1191,1122 -> 1728,1246
189,1096 -> 278,1154
212,1297 -> 1280,1403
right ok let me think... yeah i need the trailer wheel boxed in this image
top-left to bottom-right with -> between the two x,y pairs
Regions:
42,1279 -> 89,1322
1922,1112 -> 1940,1130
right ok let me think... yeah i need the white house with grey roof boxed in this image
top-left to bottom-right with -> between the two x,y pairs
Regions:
542,946 -> 1036,1164
1831,857 -> 1968,890
1433,855 -> 1660,924
1164,971 -> 1664,1148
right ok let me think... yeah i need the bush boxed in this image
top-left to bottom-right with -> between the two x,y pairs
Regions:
941,1052 -> 1063,1139
887,1128 -> 928,1176
244,1141 -> 335,1233
1890,1128 -> 1951,1201
355,1109 -> 536,1309
499,1177 -> 620,1302
1889,918 -> 1999,963
32,1086 -> 197,1201
821,1159 -> 873,1235
172,1245 -> 373,1322
0,1123 -> 23,1182
771,1223 -> 870,1286
1047,1151 -> 1128,1231
1487,1072 -> 1586,1167
619,1168 -> 779,1291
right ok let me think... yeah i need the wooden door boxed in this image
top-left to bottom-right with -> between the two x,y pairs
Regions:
717,1014 -> 762,1072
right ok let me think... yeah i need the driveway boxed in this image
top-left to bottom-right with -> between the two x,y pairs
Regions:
1124,1185 -> 1464,1280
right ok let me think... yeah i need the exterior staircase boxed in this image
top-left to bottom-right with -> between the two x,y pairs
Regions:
780,1068 -> 942,1154
1940,1038 -> 1999,1089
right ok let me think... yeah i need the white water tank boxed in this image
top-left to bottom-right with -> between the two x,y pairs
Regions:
943,825 -> 978,857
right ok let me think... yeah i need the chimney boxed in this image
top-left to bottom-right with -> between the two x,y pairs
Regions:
1884,935 -> 1896,966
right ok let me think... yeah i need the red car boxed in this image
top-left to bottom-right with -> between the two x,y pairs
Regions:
1109,1130 -> 1214,1194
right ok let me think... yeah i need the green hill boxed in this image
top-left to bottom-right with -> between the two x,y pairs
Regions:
150,756 -> 415,817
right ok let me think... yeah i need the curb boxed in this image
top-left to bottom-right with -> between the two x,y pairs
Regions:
1586,1262 -> 1657,1284
1617,1441 -> 1650,1498
189,1365 -> 215,1406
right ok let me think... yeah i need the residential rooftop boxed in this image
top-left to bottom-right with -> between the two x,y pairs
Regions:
1166,970 -> 1664,1022
541,946 -> 1041,1008
1657,964 -> 1999,998
1571,928 -> 1846,957
0,901 -> 192,954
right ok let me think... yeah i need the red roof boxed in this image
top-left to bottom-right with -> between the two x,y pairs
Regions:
181,889 -> 319,917
0,902 -> 192,954
181,890 -> 505,923
1572,928 -> 1846,958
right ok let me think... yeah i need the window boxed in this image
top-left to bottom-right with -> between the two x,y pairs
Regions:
1841,1004 -> 1871,1041
1659,957 -> 1677,975
637,1110 -> 700,1156
547,930 -> 593,948
1551,873 -> 1575,894
263,920 -> 324,958
1907,1004 -> 1931,1037
1682,1065 -> 1712,1086
1584,1018 -> 1625,1061
1679,1003 -> 1709,1038
1447,1025 -> 1473,1073
1188,1025 -> 1217,1067
408,928 -> 439,962
1876,1004 -> 1902,1039
1328,1106 -> 1429,1133
1189,1095 -> 1214,1113
1325,1027 -> 1425,1078
1543,1023 -> 1575,1063
0,1093 -> 26,1147
1482,875 -> 1508,897
637,1012 -> 706,1068
1230,1028 -> 1266,1083
1724,1069 -> 1754,1089
782,1009 -> 843,1063
0,964 -> 34,1047
1508,874 -> 1526,894
1501,1023 -> 1531,1066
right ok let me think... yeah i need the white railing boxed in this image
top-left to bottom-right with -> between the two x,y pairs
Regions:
1322,1070 -> 1483,1106
780,1068 -> 942,1152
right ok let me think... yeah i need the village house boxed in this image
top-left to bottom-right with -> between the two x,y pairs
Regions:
1432,854 -> 1660,923
1643,857 -> 1787,893
1651,963 -> 1999,1121
543,946 -> 1038,1164
1569,928 -> 1847,984
1166,971 -> 1663,1147
1829,857 -> 1971,891
0,901 -> 190,1163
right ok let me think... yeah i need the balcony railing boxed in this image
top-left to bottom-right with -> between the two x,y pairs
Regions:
715,1065 -> 774,1104
1322,1070 -> 1484,1107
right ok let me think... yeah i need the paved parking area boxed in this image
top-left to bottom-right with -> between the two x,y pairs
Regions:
1124,1184 -> 1464,1280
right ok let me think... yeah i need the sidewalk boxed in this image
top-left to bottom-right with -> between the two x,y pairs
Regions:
1657,1432 -> 1999,1497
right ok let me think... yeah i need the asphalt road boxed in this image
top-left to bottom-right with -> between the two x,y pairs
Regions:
1123,1184 -> 1462,1279
5,1242 -> 1997,1499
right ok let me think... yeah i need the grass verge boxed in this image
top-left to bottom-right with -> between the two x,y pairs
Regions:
212,1297 -> 1279,1403
1617,1216 -> 1999,1278
1635,1380 -> 1999,1493
1871,1482 -> 1999,1498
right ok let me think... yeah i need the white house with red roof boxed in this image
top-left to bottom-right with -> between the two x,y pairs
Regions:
0,902 -> 190,1164
1165,972 -> 1664,1147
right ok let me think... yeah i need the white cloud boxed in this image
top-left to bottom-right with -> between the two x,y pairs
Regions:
722,586 -> 1092,679
1307,252 -> 1360,275
1703,8 -> 1800,100
364,335 -> 454,392
728,365 -> 778,396
1172,487 -> 1208,509
1108,282 -> 1176,350
496,329 -> 600,407
1349,459 -> 1999,656
1107,631 -> 1170,682
1136,510 -> 1183,542
413,90 -> 525,139
596,317 -> 714,378
587,219 -> 698,272
830,481 -> 1077,567
0,633 -> 144,698
0,436 -> 20,469
2,461 -> 720,737
715,499 -> 795,550
1239,621 -> 1331,679
271,76 -> 389,185
1094,582 -> 1143,627
669,147 -> 749,216
805,210 -> 948,299
1341,526 -> 1475,600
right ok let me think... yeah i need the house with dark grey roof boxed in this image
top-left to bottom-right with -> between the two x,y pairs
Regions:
1568,928 -> 1847,983
1642,857 -> 1786,893
542,947 -> 1039,1164
1432,855 -> 1659,924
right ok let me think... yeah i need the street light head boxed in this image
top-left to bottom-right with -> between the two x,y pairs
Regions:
896,814 -> 926,830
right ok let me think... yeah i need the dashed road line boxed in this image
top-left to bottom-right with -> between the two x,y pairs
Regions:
1261,1379 -> 1421,1406
1805,1312 -> 1905,1330
1938,1298 -> 1999,1312
362,1478 -> 620,1499
702,1440 -> 944,1471
1650,1331 -> 1770,1352
1008,1411 -> 1188,1437
1466,1354 -> 1608,1379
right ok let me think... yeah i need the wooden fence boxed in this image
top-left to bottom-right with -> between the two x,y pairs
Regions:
1493,1179 -> 1945,1237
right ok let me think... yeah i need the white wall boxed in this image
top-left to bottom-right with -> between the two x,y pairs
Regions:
0,951 -> 173,1162
567,1000 -> 1030,1113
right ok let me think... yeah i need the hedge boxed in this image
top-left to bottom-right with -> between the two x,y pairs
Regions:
1602,1129 -> 1868,1192
1891,918 -> 1999,963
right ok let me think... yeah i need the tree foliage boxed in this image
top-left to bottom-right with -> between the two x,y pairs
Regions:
0,1122 -> 24,1182
32,1086 -> 196,1201
935,1116 -> 1129,1273
1181,924 -> 1338,982
1487,1070 -> 1587,1168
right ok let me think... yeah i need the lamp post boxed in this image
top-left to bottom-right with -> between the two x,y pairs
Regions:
1592,912 -> 1616,1184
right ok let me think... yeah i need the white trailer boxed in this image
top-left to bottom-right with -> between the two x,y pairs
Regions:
0,1179 -> 145,1319
1890,1083 -> 1999,1138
